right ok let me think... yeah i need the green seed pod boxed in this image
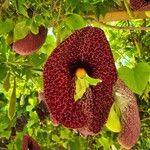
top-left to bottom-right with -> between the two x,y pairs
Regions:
3,72 -> 10,92
8,78 -> 16,120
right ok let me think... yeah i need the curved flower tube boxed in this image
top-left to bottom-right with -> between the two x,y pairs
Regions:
113,79 -> 140,149
22,135 -> 40,150
12,26 -> 48,56
43,26 -> 117,134
130,0 -> 150,10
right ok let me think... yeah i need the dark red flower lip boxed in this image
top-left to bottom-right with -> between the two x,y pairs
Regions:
130,0 -> 150,10
22,135 -> 40,150
43,26 -> 117,134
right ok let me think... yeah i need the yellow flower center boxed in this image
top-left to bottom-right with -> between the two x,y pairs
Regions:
75,68 -> 86,79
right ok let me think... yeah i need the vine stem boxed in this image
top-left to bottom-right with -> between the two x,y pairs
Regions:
93,20 -> 150,31
6,61 -> 43,72
0,147 -> 7,150
124,0 -> 135,19
141,117 -> 150,122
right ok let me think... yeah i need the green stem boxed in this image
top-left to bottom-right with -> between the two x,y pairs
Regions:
134,39 -> 142,58
124,0 -> 135,19
0,148 -> 7,150
6,61 -> 43,72
92,20 -> 150,31
56,26 -> 61,46
6,61 -> 33,67
141,117 -> 150,122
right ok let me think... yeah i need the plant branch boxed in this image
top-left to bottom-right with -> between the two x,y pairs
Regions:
5,61 -> 43,72
0,147 -> 7,150
141,117 -> 150,122
93,20 -> 150,31
124,0 -> 135,19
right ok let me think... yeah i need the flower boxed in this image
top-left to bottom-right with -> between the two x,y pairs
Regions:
22,135 -> 40,150
43,26 -> 117,135
130,0 -> 150,10
12,26 -> 47,56
113,79 -> 140,149
16,115 -> 27,132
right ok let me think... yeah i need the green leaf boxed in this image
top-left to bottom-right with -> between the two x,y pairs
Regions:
0,19 -> 14,35
29,53 -> 47,67
17,4 -> 28,17
8,79 -> 16,120
3,72 -> 10,92
60,128 -> 70,139
0,131 -> 10,139
118,62 -> 150,95
64,14 -> 86,30
69,137 -> 87,150
0,0 -> 9,10
94,3 -> 107,19
0,116 -> 9,132
20,95 -> 25,106
98,137 -> 111,150
67,0 -> 80,8
13,21 -> 29,41
52,134 -> 60,142
113,0 -> 122,6
42,34 -> 56,54
30,22 -> 39,34
28,97 -> 37,106
112,51 -> 120,61
0,64 -> 8,82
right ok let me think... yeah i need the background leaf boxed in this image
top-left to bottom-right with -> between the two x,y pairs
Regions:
118,62 -> 150,95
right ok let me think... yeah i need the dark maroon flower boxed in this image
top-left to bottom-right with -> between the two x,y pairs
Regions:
16,115 -> 28,132
113,79 -> 140,149
38,92 -> 60,126
22,135 -> 40,150
10,127 -> 16,140
35,101 -> 49,123
43,26 -> 117,135
12,26 -> 48,56
130,0 -> 150,10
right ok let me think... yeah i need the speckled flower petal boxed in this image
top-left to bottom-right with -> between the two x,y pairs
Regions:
130,0 -> 150,10
22,135 -> 40,150
43,26 -> 117,131
113,79 -> 140,149
78,85 -> 113,136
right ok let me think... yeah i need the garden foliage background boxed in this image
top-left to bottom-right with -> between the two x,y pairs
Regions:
0,0 -> 150,149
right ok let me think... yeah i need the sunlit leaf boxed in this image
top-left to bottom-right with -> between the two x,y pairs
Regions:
64,14 -> 86,30
8,78 -> 16,120
3,72 -> 10,92
118,62 -> 150,95
13,21 -> 29,42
